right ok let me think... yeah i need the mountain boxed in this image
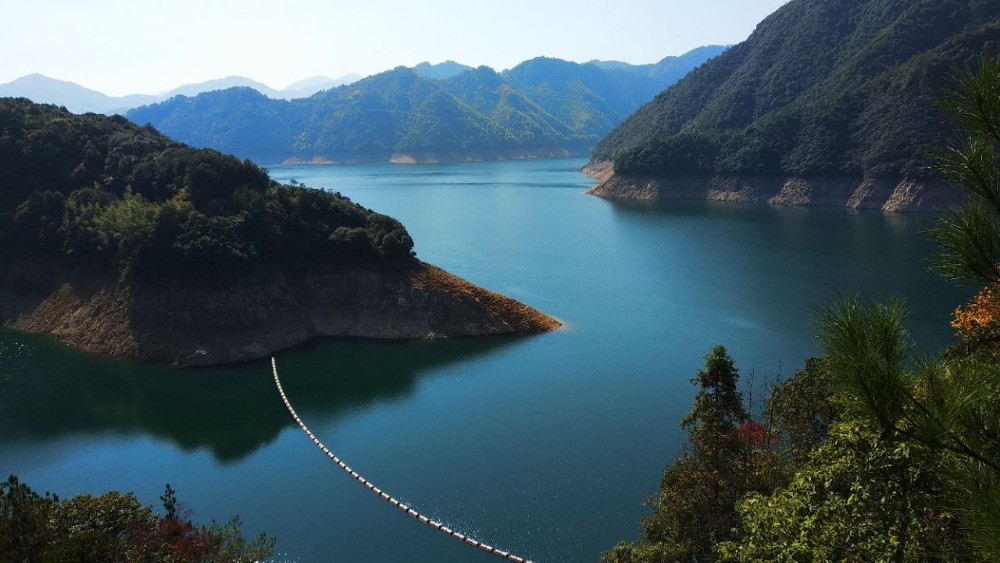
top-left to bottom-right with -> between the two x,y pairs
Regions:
160,76 -> 283,100
413,61 -> 474,79
588,0 -> 1000,211
280,74 -> 361,98
122,87 -> 305,164
0,73 -> 365,115
0,99 -> 557,365
126,47 -> 725,164
648,45 -> 730,83
0,74 -> 158,114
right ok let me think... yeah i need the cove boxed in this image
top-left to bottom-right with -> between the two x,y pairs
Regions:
0,159 -> 969,562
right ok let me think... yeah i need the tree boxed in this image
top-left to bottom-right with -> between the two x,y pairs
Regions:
928,57 -> 1000,285
0,475 -> 275,562
723,59 -> 1000,561
813,295 -> 1000,559
762,357 -> 836,464
0,475 -> 57,560
608,55 -> 1000,562
606,346 -> 752,561
720,421 -> 963,562
684,346 -> 747,445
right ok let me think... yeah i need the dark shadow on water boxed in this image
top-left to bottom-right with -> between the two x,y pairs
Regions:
0,330 -> 526,463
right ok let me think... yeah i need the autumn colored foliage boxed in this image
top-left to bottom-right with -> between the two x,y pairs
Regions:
951,283 -> 1000,339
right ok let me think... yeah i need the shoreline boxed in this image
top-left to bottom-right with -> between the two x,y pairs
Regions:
583,164 -> 961,213
1,262 -> 560,367
279,148 -> 593,167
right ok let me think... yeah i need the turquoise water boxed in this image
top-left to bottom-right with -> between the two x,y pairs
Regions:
0,159 -> 968,561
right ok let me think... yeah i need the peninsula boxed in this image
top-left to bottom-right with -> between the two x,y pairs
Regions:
0,99 -> 558,366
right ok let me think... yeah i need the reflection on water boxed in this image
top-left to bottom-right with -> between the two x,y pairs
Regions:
0,159 -> 977,562
0,330 -> 521,462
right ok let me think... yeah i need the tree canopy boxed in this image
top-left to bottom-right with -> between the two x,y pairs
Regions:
0,476 -> 274,562
0,98 -> 414,280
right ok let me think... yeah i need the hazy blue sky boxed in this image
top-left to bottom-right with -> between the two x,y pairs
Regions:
4,0 -> 790,96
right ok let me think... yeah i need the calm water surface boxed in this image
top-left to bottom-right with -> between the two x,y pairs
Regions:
0,159 -> 968,561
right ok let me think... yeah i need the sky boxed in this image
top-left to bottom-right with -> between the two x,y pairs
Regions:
3,0 -> 790,97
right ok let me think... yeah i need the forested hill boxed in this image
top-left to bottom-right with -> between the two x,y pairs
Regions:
591,0 -> 1000,186
125,48 -> 725,165
0,99 -> 558,365
0,98 -> 413,277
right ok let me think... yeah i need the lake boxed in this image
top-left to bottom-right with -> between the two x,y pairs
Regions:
0,159 -> 969,562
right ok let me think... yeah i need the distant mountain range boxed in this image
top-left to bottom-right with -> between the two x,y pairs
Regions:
588,0 -> 1000,211
0,72 -> 363,114
122,47 -> 725,164
413,61 -> 474,80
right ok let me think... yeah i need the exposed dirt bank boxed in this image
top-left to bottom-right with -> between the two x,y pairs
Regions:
584,168 -> 961,212
1,262 -> 560,367
280,148 -> 590,166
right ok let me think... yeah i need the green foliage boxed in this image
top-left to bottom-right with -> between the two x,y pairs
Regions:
93,190 -> 159,269
929,56 -> 1000,284
719,54 -> 1000,562
607,48 -> 1000,562
160,483 -> 178,521
0,475 -> 57,560
125,50 -> 725,163
45,491 -> 160,561
61,185 -> 114,262
601,541 -> 670,563
0,98 -> 416,279
615,133 -> 721,175
0,475 -> 274,562
644,346 -> 745,556
609,314 -> 993,561
595,0 -> 1000,180
13,189 -> 64,251
608,347 -> 786,562
813,296 -> 1000,558
200,516 -> 276,562
682,345 -> 748,455
815,295 -> 914,431
720,422 -> 963,562
763,357 -> 837,463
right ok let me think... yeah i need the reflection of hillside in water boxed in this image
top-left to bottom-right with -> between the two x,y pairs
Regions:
0,331 -> 522,462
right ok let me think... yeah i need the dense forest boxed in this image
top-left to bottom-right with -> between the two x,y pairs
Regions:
0,477 -> 274,561
124,48 -> 725,164
604,56 -> 1000,562
592,0 -> 1000,181
0,98 -> 414,280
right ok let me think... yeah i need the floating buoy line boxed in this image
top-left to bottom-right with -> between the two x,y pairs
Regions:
271,357 -> 533,562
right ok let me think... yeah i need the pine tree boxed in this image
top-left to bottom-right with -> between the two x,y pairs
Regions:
626,346 -> 749,560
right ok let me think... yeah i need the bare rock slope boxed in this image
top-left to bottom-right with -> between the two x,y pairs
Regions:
585,165 -> 960,212
2,263 -> 559,367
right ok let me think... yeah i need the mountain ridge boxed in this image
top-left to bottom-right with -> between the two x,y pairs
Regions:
123,47 -> 725,165
0,72 -> 364,114
587,0 -> 1000,211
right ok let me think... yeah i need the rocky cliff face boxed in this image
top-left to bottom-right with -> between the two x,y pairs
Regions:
1,263 -> 559,367
585,165 -> 961,212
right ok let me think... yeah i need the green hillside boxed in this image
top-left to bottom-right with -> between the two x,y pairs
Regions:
0,98 -> 413,278
592,0 -> 1000,180
125,49 -> 724,164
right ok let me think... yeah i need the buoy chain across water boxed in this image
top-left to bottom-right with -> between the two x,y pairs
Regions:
271,357 -> 532,563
